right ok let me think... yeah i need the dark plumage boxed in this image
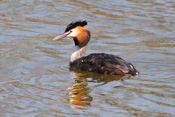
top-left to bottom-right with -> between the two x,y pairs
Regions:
65,20 -> 87,32
70,53 -> 138,76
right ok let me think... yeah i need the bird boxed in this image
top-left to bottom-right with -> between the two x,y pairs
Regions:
52,20 -> 139,76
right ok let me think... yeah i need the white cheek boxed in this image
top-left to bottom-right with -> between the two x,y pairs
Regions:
67,28 -> 78,37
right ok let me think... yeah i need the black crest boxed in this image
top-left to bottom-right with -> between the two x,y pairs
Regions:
64,20 -> 87,32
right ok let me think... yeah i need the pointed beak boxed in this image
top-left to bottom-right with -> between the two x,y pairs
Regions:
52,32 -> 71,41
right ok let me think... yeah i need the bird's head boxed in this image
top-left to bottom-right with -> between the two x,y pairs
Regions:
53,20 -> 91,47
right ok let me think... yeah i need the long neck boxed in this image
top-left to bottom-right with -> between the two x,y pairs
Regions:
70,45 -> 88,62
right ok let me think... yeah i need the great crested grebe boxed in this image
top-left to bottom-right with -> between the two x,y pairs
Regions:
53,20 -> 139,76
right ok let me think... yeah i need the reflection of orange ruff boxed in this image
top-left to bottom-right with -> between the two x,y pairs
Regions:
67,84 -> 92,109
67,67 -> 129,109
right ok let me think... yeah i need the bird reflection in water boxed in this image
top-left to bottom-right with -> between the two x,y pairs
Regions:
67,68 -> 130,110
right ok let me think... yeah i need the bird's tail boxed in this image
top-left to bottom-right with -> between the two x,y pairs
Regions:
127,63 -> 139,76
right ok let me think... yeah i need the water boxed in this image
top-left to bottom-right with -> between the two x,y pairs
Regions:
0,0 -> 175,116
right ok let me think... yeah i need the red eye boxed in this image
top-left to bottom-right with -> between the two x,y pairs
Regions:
70,31 -> 72,33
